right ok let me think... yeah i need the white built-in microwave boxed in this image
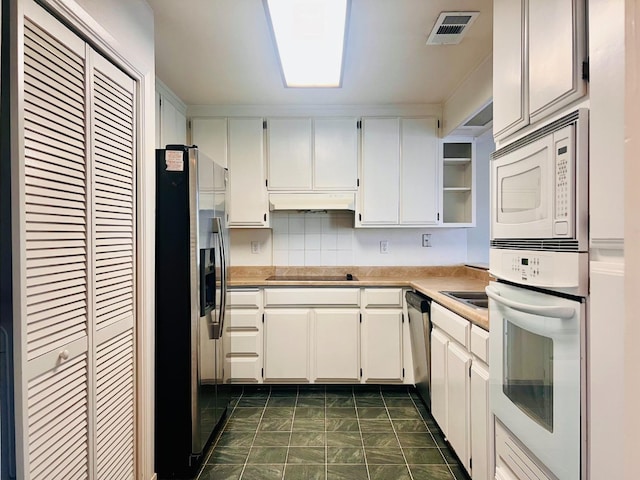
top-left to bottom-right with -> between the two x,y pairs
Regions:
490,110 -> 589,295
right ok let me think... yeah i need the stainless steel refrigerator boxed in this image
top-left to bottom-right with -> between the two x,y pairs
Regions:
155,145 -> 230,478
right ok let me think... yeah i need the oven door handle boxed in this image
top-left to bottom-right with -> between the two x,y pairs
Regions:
485,286 -> 576,319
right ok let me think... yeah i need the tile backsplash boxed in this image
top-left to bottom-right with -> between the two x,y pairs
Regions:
271,211 -> 354,266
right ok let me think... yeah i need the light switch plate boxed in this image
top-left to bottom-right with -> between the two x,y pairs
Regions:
422,234 -> 432,247
380,240 -> 389,254
251,241 -> 261,254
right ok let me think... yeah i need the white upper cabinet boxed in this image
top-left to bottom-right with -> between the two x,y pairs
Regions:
158,93 -> 187,147
400,117 -> 439,225
267,117 -> 358,191
493,0 -> 527,138
267,117 -> 313,190
314,117 -> 358,190
360,117 -> 401,225
359,117 -> 438,226
191,117 -> 228,168
228,118 -> 269,227
493,0 -> 586,141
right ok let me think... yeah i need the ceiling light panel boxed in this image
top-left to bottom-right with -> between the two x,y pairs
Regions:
265,0 -> 350,87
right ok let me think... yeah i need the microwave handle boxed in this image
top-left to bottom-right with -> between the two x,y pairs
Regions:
485,286 -> 575,319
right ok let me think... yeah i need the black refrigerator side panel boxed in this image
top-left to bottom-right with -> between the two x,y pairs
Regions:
155,148 -> 196,477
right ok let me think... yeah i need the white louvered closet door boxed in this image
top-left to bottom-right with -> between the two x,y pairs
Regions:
89,51 -> 136,480
18,1 -> 136,479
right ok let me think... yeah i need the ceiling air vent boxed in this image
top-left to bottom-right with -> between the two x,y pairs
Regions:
426,12 -> 479,45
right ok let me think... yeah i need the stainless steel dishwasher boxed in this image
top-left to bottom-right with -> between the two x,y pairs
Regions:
406,291 -> 431,408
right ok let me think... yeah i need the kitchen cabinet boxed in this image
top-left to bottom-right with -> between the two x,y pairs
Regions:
266,117 -> 358,192
263,309 -> 312,382
191,117 -> 228,167
441,139 -> 476,225
361,288 -> 405,382
157,85 -> 187,147
227,118 -> 269,227
225,289 -> 263,383
471,360 -> 491,480
430,327 -> 449,433
314,309 -> 360,381
493,0 -> 586,140
446,341 -> 472,473
359,117 -> 439,226
267,117 -> 313,190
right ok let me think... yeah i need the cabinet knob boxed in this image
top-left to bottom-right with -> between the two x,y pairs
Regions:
58,349 -> 70,361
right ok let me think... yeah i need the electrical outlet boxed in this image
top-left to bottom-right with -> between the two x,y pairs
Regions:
422,234 -> 432,247
251,241 -> 261,254
380,240 -> 389,254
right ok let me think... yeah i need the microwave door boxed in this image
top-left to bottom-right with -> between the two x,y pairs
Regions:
492,135 -> 554,239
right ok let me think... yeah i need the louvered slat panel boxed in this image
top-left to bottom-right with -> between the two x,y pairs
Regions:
96,329 -> 134,479
27,354 -> 88,479
23,18 -> 88,363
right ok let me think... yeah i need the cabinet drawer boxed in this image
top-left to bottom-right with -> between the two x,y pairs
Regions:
263,288 -> 360,307
229,289 -> 261,308
470,325 -> 489,364
229,310 -> 261,329
431,302 -> 470,348
362,288 -> 403,307
225,356 -> 260,383
228,331 -> 260,354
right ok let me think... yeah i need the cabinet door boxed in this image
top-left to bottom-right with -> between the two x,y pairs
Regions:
400,118 -> 438,224
228,118 -> 268,227
528,0 -> 586,123
160,95 -> 187,146
447,342 -> 472,473
471,361 -> 491,480
314,309 -> 360,381
361,310 -> 403,382
191,117 -> 228,168
493,0 -> 527,139
360,118 -> 400,225
314,118 -> 358,190
224,309 -> 262,382
430,328 -> 449,434
263,309 -> 311,381
267,117 -> 312,190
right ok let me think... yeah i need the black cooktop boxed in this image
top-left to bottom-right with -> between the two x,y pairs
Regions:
266,274 -> 357,281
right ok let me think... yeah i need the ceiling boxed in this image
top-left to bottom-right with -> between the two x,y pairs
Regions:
148,0 -> 493,107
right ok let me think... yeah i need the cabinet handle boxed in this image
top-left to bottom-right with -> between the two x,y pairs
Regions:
58,349 -> 70,361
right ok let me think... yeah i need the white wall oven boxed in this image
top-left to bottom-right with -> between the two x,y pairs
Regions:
489,109 -> 588,480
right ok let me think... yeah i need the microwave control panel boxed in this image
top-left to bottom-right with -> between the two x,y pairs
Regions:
553,125 -> 574,236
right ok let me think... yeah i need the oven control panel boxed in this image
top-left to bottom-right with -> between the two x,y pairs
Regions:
490,248 -> 588,296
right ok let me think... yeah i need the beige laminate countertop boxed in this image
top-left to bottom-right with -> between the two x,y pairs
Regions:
229,266 -> 490,331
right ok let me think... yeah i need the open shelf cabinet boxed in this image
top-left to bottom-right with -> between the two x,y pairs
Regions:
441,140 -> 475,225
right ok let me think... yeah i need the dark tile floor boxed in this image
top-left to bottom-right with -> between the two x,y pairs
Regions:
196,385 -> 470,480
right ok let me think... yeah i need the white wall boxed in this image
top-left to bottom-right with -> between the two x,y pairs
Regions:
230,212 -> 468,267
466,130 -> 493,265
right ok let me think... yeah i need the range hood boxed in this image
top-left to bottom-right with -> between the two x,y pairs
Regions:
269,192 -> 356,211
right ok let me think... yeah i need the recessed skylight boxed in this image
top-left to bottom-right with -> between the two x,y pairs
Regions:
264,0 -> 350,88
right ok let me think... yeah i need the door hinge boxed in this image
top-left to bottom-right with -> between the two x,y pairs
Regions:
582,58 -> 590,81
264,213 -> 267,222
357,120 -> 362,129
470,457 -> 473,470
437,212 -> 440,221
263,120 -> 267,129
359,313 -> 362,323
262,313 -> 265,323
402,313 -> 405,323
357,178 -> 360,187
469,365 -> 472,377
402,368 -> 405,378
360,368 -> 363,377
358,213 -> 362,222
265,179 -> 268,187
159,96 -> 162,107
437,119 -> 440,129
188,120 -> 192,129
261,368 -> 264,378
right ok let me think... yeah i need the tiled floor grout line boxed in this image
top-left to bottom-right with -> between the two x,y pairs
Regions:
382,389 -> 416,480
238,387 -> 272,480
195,388 -> 244,479
281,386 -> 300,480
408,392 -> 459,480
354,387 -> 373,480
324,387 -> 328,480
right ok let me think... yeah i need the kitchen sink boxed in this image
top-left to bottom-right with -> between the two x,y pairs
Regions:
439,290 -> 488,309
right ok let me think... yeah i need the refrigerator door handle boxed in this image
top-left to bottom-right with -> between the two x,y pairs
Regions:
211,217 -> 226,339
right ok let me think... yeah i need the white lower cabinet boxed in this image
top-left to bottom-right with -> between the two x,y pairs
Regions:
226,290 -> 263,383
431,302 -> 491,478
361,310 -> 404,382
263,309 -> 312,382
314,309 -> 360,382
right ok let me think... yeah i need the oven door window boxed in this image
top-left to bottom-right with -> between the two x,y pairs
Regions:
503,319 -> 554,432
